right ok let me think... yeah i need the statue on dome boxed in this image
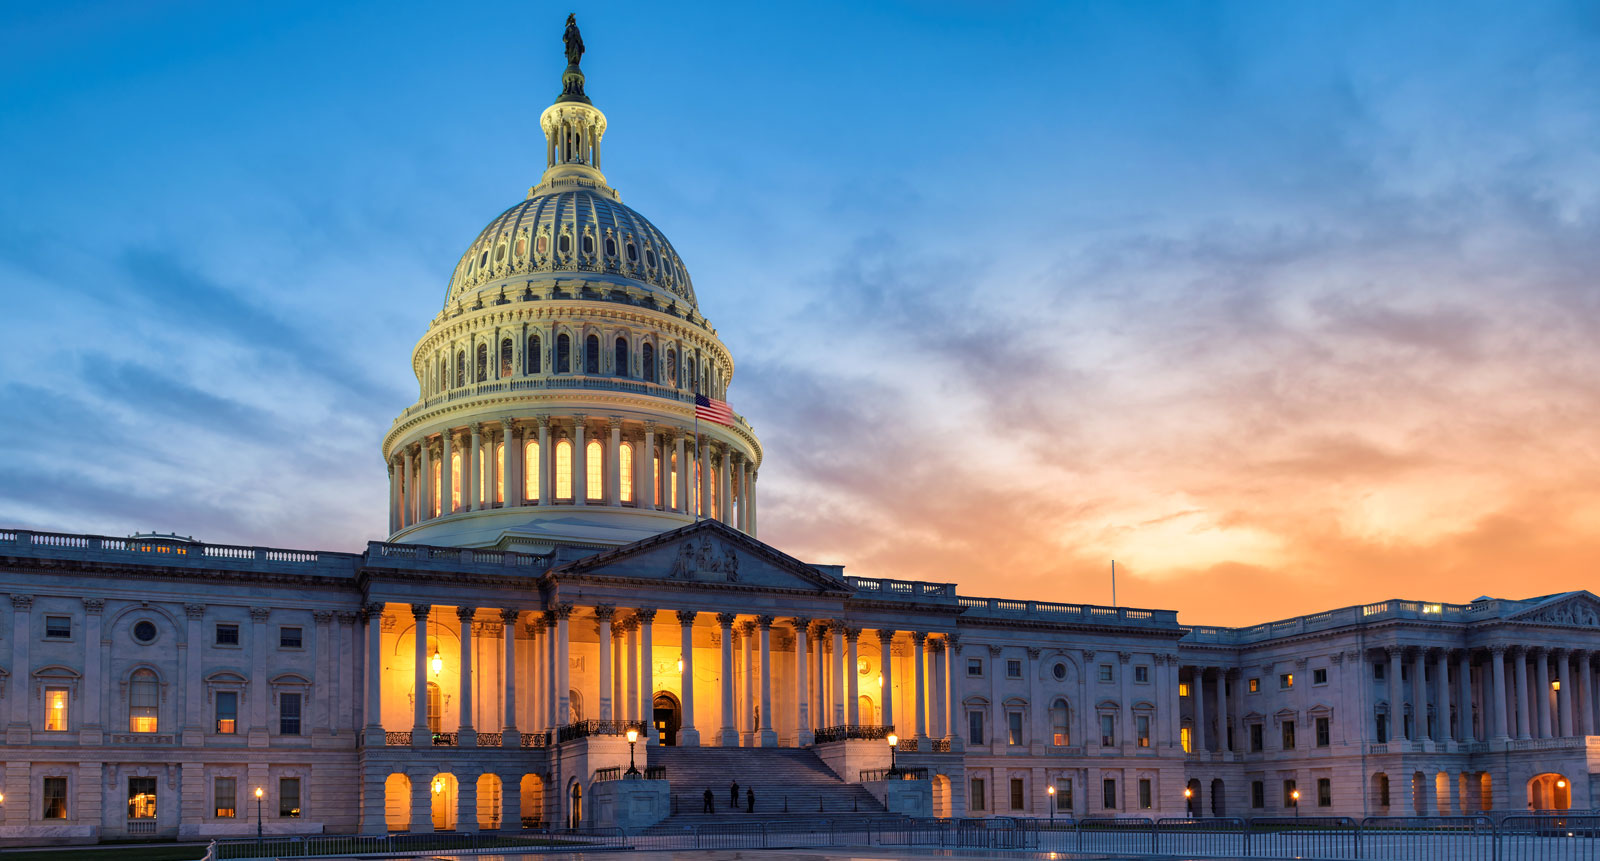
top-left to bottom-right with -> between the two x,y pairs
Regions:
563,14 -> 585,68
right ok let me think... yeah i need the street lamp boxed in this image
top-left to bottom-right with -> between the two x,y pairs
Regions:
1291,788 -> 1300,818
886,733 -> 899,777
254,786 -> 264,843
625,727 -> 641,776
1047,784 -> 1056,824
1184,786 -> 1194,817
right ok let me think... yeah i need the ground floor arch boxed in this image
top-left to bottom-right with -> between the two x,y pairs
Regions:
654,691 -> 682,746
1209,778 -> 1224,816
1370,772 -> 1390,812
1434,771 -> 1451,815
932,774 -> 952,818
1528,773 -> 1571,811
384,773 -> 411,832
430,772 -> 459,830
1185,778 -> 1201,816
521,774 -> 545,828
476,774 -> 502,830
567,778 -> 583,830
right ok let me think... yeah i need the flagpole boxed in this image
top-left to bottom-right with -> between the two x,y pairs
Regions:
692,381 -> 700,523
1111,559 -> 1116,607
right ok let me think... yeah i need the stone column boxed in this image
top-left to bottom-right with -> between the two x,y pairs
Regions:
554,604 -> 572,728
467,422 -> 482,511
677,610 -> 700,745
1216,669 -> 1231,752
1556,649 -> 1573,737
814,623 -> 830,729
624,618 -> 639,723
1386,647 -> 1404,742
363,603 -> 385,744
674,432 -> 688,513
757,615 -> 777,746
439,429 -> 453,515
793,617 -> 812,746
387,461 -> 398,534
1576,651 -> 1594,737
1193,668 -> 1208,754
411,604 -> 430,746
501,609 -> 521,745
1491,646 -> 1510,740
832,624 -> 847,726
454,607 -> 475,746
9,595 -> 36,734
312,610 -> 333,741
1513,648 -> 1531,739
1534,649 -> 1552,738
527,619 -> 544,734
946,635 -> 963,750
912,632 -> 928,738
638,610 -> 657,744
749,470 -> 758,537
418,441 -> 434,519
642,423 -> 658,509
698,435 -> 712,518
1411,648 -> 1427,741
846,627 -> 861,725
181,603 -> 204,741
1167,657 -> 1183,750
1434,650 -> 1451,742
81,598 -> 104,743
573,417 -> 588,505
716,612 -> 738,746
607,417 -> 623,506
247,606 -> 270,745
595,606 -> 615,721
739,622 -> 756,746
502,419 -> 520,506
878,630 -> 896,731
718,445 -> 732,523
931,641 -> 948,739
537,416 -> 552,504
1457,651 -> 1474,741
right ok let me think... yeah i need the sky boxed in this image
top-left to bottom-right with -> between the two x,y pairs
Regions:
2,1 -> 1598,626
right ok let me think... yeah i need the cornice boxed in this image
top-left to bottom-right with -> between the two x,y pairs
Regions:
0,556 -> 357,591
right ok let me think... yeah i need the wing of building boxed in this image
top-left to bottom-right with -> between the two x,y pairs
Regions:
1,20 -> 1598,846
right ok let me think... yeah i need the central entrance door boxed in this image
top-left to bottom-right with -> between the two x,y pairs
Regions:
653,692 -> 682,746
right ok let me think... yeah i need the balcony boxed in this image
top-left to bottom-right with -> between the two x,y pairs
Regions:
812,725 -> 894,744
555,720 -> 646,744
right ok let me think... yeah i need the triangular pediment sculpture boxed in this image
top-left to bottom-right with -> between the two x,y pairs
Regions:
549,519 -> 852,593
1505,592 -> 1600,628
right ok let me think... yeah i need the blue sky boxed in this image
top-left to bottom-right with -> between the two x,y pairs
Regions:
3,1 -> 1598,623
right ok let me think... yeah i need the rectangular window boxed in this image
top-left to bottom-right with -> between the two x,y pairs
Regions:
1180,726 -> 1192,753
1179,682 -> 1190,697
44,615 -> 71,639
1282,720 -> 1296,749
1248,678 -> 1260,693
1009,778 -> 1024,811
1280,673 -> 1294,690
215,691 -> 238,734
1379,775 -> 1391,807
1136,715 -> 1151,748
1138,778 -> 1152,809
216,623 -> 240,646
279,778 -> 301,818
1284,779 -> 1298,808
1102,778 -> 1117,810
970,778 -> 985,811
1100,714 -> 1116,746
1134,665 -> 1149,683
1055,778 -> 1072,811
1098,664 -> 1113,682
1313,668 -> 1328,685
1376,714 -> 1388,743
42,776 -> 67,819
279,627 -> 302,649
1007,712 -> 1023,746
1006,659 -> 1021,679
279,693 -> 302,736
969,711 -> 985,746
967,658 -> 983,677
44,687 -> 69,732
128,777 -> 157,820
215,777 -> 237,818
1251,780 -> 1265,809
1373,662 -> 1385,680
1316,716 -> 1330,747
1250,724 -> 1263,752
1317,777 -> 1332,807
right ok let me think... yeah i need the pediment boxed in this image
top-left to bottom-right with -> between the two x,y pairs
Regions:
1506,592 -> 1600,628
551,519 -> 852,593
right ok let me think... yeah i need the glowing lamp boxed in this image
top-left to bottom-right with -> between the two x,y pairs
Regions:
677,657 -> 684,673
1557,779 -> 1567,789
887,733 -> 898,748
430,649 -> 443,676
254,787 -> 263,799
626,727 -> 639,744
877,673 -> 884,688
1048,785 -> 1056,796
433,778 -> 444,794
1291,789 -> 1300,803
1184,788 -> 1193,799
1552,680 -> 1560,691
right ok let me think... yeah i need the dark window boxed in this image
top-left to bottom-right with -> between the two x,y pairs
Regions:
1006,660 -> 1021,679
1376,713 -> 1388,743
584,335 -> 599,374
1135,666 -> 1149,683
1102,778 -> 1117,810
1053,662 -> 1066,680
279,778 -> 301,818
1055,779 -> 1072,811
215,777 -> 236,818
1313,668 -> 1328,685
626,242 -> 638,262
968,711 -> 984,745
280,693 -> 302,736
1250,724 -> 1264,752
1009,778 -> 1024,810
1316,716 -> 1330,747
604,237 -> 616,257
1099,664 -> 1113,682
1251,781 -> 1265,809
1378,774 -> 1391,806
132,620 -> 157,642
216,691 -> 238,734
455,351 -> 466,387
666,348 -> 678,386
557,234 -> 571,255
614,337 -> 629,377
279,627 -> 302,649
581,234 -> 594,255
475,344 -> 488,381
537,234 -> 548,255
500,339 -> 513,378
1282,720 -> 1296,749
1374,662 -> 1385,680
1317,777 -> 1332,807
44,616 -> 70,639
645,248 -> 657,268
215,623 -> 239,646
556,334 -> 571,373
43,776 -> 67,819
1138,778 -> 1152,809
967,658 -> 983,677
527,335 -> 542,374
970,778 -> 985,811
1100,714 -> 1116,746
1007,712 -> 1023,745
642,342 -> 655,382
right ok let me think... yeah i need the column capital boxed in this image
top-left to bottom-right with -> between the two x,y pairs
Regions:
1384,645 -> 1403,658
574,413 -> 589,427
83,597 -> 106,615
610,619 -> 627,638
537,414 -> 551,428
676,609 -> 699,627
408,604 -> 430,620
313,610 -> 334,625
525,617 -> 545,634
471,421 -> 484,436
337,611 -> 358,625
738,620 -> 757,636
552,603 -> 575,620
361,602 -> 385,620
931,639 -> 947,654
456,607 -> 478,622
1327,653 -> 1343,665
635,608 -> 659,624
499,608 -> 521,624
1491,644 -> 1510,655
715,612 -> 737,628
608,415 -> 623,430
251,607 -> 272,622
593,604 -> 617,623
501,416 -> 517,431
843,626 -> 861,642
1082,649 -> 1096,661
791,616 -> 813,633
1549,647 -> 1567,658
622,616 -> 640,633
876,629 -> 895,645
911,631 -> 928,646
1527,645 -> 1545,657
1119,651 -> 1133,664
946,633 -> 961,653
644,420 -> 657,433
755,614 -> 774,630
10,594 -> 33,611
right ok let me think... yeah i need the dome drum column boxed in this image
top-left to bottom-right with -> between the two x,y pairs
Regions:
607,417 -> 623,507
573,417 -> 588,506
467,423 -> 482,512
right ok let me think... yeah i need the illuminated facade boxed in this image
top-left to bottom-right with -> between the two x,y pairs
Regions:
1,25 -> 1597,848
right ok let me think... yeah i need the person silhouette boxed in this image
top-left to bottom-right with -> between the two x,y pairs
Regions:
730,779 -> 740,808
702,788 -> 714,813
746,787 -> 755,813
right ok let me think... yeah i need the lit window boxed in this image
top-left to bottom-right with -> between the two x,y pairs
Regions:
586,439 -> 603,500
43,776 -> 67,819
44,688 -> 68,732
129,669 -> 159,732
1248,678 -> 1260,693
427,681 -> 442,733
279,778 -> 301,818
556,439 -> 573,499
620,442 -> 634,502
1179,682 -> 1190,697
524,440 -> 541,501
450,451 -> 461,511
214,777 -> 236,818
1051,700 -> 1070,745
1280,673 -> 1294,690
1137,714 -> 1151,748
280,693 -> 302,736
653,456 -> 662,506
216,691 -> 238,734
1180,726 -> 1192,753
494,442 -> 505,503
44,615 -> 72,639
127,777 -> 157,820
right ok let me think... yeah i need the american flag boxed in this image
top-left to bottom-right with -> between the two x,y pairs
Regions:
695,393 -> 736,427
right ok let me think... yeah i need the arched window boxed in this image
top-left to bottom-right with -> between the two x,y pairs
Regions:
555,440 -> 573,500
653,450 -> 663,506
526,335 -> 542,374
614,337 -> 629,378
558,234 -> 571,255
620,442 -> 634,502
666,347 -> 678,386
494,442 -> 505,504
129,669 -> 159,732
581,235 -> 594,255
1051,699 -> 1071,746
475,344 -> 488,382
556,334 -> 571,373
450,451 -> 462,512
426,682 -> 442,733
455,351 -> 466,387
690,362 -> 700,394
642,343 -> 655,382
584,335 -> 600,374
604,237 -> 616,257
694,461 -> 703,516
524,440 -> 540,502
668,451 -> 678,509
500,339 -> 513,378
586,440 -> 603,500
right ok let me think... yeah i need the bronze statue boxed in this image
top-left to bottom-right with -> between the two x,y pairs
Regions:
564,14 -> 585,68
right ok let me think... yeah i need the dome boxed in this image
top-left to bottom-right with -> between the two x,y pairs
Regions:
442,187 -> 698,311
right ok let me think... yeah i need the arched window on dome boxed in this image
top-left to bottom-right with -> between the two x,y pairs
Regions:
619,442 -> 634,503
450,451 -> 462,512
500,339 -> 513,379
584,335 -> 600,374
642,342 -> 655,383
653,449 -> 662,507
667,451 -> 678,509
523,439 -> 540,502
586,440 -> 603,501
581,234 -> 594,256
558,234 -> 572,256
693,461 -> 703,516
527,335 -> 542,375
689,362 -> 700,395
614,337 -> 629,378
553,331 -> 572,371
604,236 -> 617,258
666,347 -> 678,387
494,441 -> 505,504
475,344 -> 488,382
455,351 -> 466,388
555,440 -> 573,501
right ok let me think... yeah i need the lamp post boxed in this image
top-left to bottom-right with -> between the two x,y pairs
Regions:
1184,786 -> 1194,817
625,727 -> 641,776
1047,784 -> 1056,824
1291,788 -> 1300,819
886,733 -> 899,777
254,786 -> 264,843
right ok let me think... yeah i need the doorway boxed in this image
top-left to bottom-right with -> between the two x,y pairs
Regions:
653,691 -> 682,746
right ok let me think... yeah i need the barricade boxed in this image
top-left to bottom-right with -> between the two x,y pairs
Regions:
1498,814 -> 1600,861
1359,815 -> 1494,861
694,820 -> 766,849
1156,816 -> 1249,857
1076,816 -> 1156,854
1247,816 -> 1360,859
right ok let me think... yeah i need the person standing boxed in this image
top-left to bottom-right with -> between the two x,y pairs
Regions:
746,787 -> 755,813
703,788 -> 714,813
730,779 -> 740,809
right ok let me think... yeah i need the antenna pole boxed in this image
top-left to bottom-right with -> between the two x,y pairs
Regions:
1111,559 -> 1116,607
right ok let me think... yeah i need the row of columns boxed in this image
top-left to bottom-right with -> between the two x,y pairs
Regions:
387,417 -> 757,537
1383,646 -> 1599,742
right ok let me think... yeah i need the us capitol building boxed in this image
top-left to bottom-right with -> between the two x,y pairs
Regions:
1,21 -> 1597,846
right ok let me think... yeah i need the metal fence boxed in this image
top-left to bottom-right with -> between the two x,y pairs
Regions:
208,826 -> 625,859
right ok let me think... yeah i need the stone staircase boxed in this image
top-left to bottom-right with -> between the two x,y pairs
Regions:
642,746 -> 884,829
